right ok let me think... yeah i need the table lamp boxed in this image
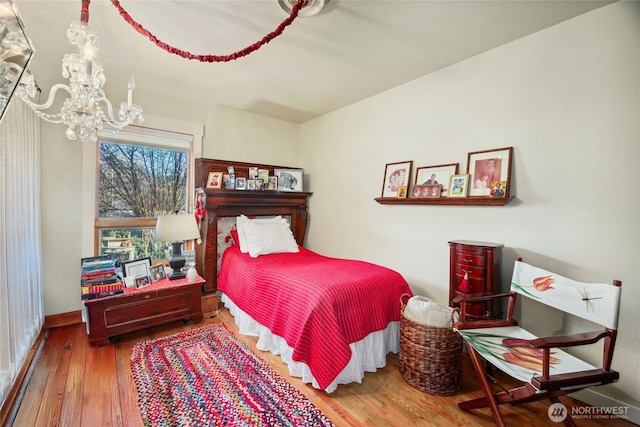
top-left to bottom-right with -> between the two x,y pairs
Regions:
155,214 -> 200,280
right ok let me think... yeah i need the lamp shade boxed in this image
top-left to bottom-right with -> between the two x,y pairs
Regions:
155,214 -> 200,242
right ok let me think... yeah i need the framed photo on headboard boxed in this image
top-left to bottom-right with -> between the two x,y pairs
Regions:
274,169 -> 303,192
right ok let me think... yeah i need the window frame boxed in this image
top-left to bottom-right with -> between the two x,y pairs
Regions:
82,117 -> 203,258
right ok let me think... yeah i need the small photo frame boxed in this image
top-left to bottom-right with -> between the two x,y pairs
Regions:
411,185 -> 425,198
411,184 -> 442,198
396,186 -> 408,198
275,169 -> 304,192
206,171 -> 224,189
467,147 -> 513,197
424,184 -> 442,198
266,176 -> 278,190
247,179 -> 256,190
235,177 -> 247,190
255,179 -> 265,191
414,163 -> 458,196
490,181 -> 507,198
122,257 -> 151,278
223,174 -> 235,190
149,264 -> 166,283
135,275 -> 150,289
448,174 -> 470,198
257,169 -> 269,181
380,161 -> 413,198
248,167 -> 258,180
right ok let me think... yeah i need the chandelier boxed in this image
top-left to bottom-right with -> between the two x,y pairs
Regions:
10,0 -> 326,142
15,0 -> 143,143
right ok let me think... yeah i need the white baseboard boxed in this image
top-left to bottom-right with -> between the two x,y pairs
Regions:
570,389 -> 640,425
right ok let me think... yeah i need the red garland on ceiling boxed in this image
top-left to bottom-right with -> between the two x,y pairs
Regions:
108,0 -> 305,63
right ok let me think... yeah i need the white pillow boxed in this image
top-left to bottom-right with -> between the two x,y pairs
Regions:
236,215 -> 290,254
243,219 -> 299,258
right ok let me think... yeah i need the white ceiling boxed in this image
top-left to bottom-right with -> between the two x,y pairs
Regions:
16,0 -> 614,123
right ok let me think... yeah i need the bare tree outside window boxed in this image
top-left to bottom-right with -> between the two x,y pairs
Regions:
97,141 -> 190,262
99,142 -> 188,218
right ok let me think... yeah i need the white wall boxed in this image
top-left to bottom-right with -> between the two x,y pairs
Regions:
202,105 -> 300,166
300,1 -> 639,416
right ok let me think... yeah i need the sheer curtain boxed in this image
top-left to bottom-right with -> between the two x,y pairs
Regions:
0,98 -> 43,407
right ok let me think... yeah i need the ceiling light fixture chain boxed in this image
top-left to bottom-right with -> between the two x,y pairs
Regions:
15,0 -> 144,142
109,0 -> 305,63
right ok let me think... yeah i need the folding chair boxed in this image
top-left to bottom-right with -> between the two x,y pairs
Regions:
453,259 -> 621,427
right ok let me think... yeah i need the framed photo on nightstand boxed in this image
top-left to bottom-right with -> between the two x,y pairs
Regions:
149,264 -> 166,283
122,257 -> 151,278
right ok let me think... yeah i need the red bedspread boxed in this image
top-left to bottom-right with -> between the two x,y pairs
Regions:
217,246 -> 412,390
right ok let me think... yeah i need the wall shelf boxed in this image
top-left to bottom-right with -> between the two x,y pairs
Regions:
374,196 -> 514,206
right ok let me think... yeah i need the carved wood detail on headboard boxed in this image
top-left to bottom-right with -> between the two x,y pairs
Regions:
195,158 -> 312,294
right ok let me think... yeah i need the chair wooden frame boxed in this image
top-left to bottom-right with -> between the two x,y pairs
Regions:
453,260 -> 621,427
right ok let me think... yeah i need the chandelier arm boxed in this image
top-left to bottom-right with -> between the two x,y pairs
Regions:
29,111 -> 64,124
109,0 -> 304,62
98,91 -> 118,124
19,83 -> 72,110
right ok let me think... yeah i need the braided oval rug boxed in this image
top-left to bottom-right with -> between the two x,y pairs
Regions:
131,324 -> 335,427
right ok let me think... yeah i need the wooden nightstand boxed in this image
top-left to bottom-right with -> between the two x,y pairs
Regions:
448,240 -> 503,319
84,274 -> 204,346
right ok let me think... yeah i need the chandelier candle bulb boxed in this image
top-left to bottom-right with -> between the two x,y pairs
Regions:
127,76 -> 134,107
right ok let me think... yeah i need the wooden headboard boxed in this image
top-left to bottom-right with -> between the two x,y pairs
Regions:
194,158 -> 312,294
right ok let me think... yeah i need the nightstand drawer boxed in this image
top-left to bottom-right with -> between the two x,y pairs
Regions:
85,276 -> 204,345
454,253 -> 486,267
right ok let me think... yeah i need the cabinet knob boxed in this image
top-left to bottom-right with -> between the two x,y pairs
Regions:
145,294 -> 150,299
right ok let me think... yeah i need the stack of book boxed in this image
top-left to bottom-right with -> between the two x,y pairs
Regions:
81,255 -> 124,300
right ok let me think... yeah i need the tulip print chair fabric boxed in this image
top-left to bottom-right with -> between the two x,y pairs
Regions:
454,260 -> 621,427
456,260 -> 621,388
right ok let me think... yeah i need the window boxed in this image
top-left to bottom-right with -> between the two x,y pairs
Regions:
94,126 -> 195,263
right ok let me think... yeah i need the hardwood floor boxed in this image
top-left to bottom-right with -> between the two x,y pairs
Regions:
10,309 -> 634,427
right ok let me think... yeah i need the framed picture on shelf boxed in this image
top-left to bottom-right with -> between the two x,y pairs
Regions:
489,181 -> 507,198
380,160 -> 412,198
448,174 -> 470,198
396,186 -> 408,198
467,147 -> 513,197
149,264 -> 166,283
266,176 -> 278,190
274,169 -> 304,192
424,184 -> 442,198
248,167 -> 258,180
223,174 -> 235,190
235,177 -> 247,190
206,171 -> 224,189
414,163 -> 458,196
122,257 -> 151,278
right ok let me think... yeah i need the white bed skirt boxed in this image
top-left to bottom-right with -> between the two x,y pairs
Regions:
220,292 -> 400,393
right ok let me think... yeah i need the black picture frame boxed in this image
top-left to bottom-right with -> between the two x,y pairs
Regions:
122,257 -> 151,278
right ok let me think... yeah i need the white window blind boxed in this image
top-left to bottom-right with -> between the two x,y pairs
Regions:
0,98 -> 44,407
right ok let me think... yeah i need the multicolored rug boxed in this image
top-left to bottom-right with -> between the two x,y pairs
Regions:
130,324 -> 335,427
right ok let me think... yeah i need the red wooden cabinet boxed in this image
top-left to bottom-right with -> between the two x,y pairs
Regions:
448,240 -> 503,319
84,275 -> 204,346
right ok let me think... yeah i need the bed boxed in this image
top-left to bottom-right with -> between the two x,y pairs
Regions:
194,158 -> 413,392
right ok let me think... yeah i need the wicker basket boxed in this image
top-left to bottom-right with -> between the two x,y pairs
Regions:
398,294 -> 462,395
